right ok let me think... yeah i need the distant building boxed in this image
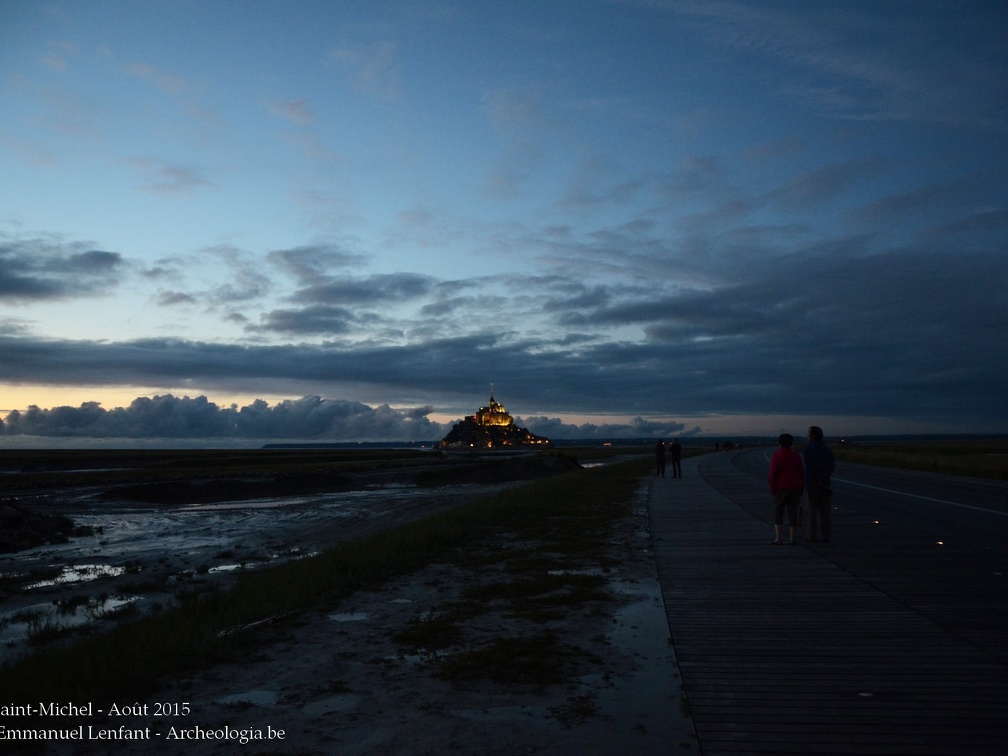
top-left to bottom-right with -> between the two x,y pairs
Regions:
440,388 -> 550,449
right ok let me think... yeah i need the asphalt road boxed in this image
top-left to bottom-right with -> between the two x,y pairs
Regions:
730,446 -> 1008,555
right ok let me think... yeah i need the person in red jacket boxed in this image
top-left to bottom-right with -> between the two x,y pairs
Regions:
769,433 -> 805,545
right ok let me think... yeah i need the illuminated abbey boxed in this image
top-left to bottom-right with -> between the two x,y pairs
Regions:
440,387 -> 550,449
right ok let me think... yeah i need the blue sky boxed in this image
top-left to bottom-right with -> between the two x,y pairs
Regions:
1,0 -> 1006,441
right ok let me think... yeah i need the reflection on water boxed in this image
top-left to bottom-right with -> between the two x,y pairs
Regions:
0,482 -> 497,662
26,563 -> 126,589
0,595 -> 139,649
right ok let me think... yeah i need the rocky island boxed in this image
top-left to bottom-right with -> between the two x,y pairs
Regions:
439,389 -> 550,449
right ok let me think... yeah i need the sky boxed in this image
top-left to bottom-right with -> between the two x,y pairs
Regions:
1,0 -> 1006,442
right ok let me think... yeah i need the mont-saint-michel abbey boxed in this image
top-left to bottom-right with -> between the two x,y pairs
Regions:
439,389 -> 550,449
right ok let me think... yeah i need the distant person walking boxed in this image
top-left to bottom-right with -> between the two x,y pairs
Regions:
803,425 -> 836,542
669,438 -> 683,478
655,439 -> 666,478
769,433 -> 804,545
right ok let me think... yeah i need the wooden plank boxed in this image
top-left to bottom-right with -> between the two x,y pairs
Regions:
647,452 -> 1008,756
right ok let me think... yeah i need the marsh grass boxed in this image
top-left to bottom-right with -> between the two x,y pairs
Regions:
436,632 -> 599,687
389,457 -> 652,688
832,439 -> 1008,479
0,456 -> 652,706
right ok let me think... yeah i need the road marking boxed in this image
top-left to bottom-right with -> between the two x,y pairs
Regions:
834,478 -> 1008,517
756,449 -> 1007,517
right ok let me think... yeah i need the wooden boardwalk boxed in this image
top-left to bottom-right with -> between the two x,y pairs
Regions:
648,452 -> 1008,756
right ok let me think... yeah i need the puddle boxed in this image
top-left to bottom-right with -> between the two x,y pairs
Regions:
207,563 -> 242,573
329,612 -> 369,622
0,595 -> 140,648
25,563 -> 126,589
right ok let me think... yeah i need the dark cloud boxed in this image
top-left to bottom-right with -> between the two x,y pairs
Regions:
764,157 -> 892,210
255,305 -> 359,335
667,1 -> 1008,130
0,393 -> 704,441
0,236 -> 123,301
297,273 -> 436,306
0,395 -> 449,441
518,415 -> 691,440
199,245 -> 274,304
2,236 -> 1003,434
156,290 -> 198,306
267,243 -> 367,283
3,153 -> 1006,438
542,284 -> 611,313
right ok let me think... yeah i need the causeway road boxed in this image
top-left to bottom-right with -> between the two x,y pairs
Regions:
647,449 -> 1008,756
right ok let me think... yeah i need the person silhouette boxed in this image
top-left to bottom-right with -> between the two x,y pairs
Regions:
803,425 -> 836,542
669,438 -> 682,478
769,433 -> 804,545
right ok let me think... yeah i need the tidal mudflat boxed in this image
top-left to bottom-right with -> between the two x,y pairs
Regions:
0,448 -> 578,663
1,448 -> 699,754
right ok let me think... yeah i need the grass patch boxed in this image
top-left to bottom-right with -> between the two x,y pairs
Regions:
437,632 -> 597,687
0,456 -> 652,707
390,456 -> 652,687
832,439 -> 1008,479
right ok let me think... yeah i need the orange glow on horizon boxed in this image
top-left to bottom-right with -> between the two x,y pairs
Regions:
0,385 -> 293,419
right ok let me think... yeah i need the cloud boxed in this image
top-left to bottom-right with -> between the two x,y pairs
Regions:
255,305 -> 360,336
0,236 -> 123,301
40,39 -> 79,72
481,85 -> 549,135
263,98 -> 315,124
329,41 -> 399,99
763,157 -> 891,210
127,158 -> 215,194
519,415 -> 691,440
0,394 -> 450,441
267,243 -> 366,278
155,290 -> 198,307
659,0 -> 1008,129
122,61 -> 187,94
0,393 -> 702,441
542,284 -> 612,313
4,144 -> 1005,432
2,234 -> 1004,434
479,85 -> 557,198
295,273 -> 437,306
200,245 -> 273,304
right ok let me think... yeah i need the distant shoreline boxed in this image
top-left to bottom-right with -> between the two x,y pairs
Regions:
0,433 -> 1005,451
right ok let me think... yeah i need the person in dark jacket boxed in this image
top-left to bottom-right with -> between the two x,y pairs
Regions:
769,433 -> 804,545
668,438 -> 683,478
654,439 -> 666,478
803,425 -> 836,542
